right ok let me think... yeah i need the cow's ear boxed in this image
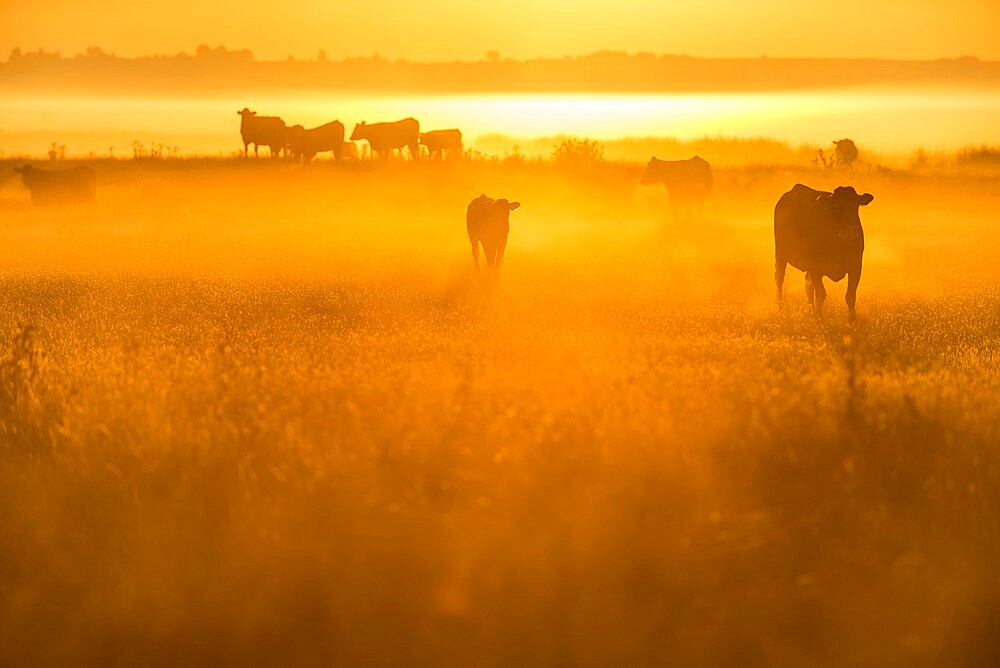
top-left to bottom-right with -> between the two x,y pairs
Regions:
816,194 -> 834,210
508,201 -> 521,211
859,193 -> 874,206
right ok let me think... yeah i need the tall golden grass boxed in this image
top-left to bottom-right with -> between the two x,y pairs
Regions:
0,154 -> 998,666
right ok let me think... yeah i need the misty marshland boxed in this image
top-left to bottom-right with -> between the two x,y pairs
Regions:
1,130 -> 1000,666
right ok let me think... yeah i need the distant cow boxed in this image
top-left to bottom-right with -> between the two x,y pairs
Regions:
15,164 -> 96,205
286,121 -> 346,163
237,108 -> 287,158
466,194 -> 521,270
774,184 -> 874,321
419,129 -> 463,160
640,156 -> 713,221
350,118 -> 420,160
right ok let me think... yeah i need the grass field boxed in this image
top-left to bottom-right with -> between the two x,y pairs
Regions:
1,155 -> 999,666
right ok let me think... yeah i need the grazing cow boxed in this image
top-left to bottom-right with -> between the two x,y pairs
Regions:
285,121 -> 346,163
419,129 -> 463,160
237,108 -> 287,158
640,155 -> 713,221
15,164 -> 96,205
350,118 -> 420,160
774,184 -> 874,321
466,194 -> 521,270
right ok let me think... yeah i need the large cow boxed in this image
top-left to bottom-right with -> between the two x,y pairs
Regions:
237,108 -> 287,158
640,156 -> 713,221
285,121 -> 346,163
774,184 -> 874,321
350,118 -> 420,160
15,164 -> 96,205
419,129 -> 463,160
466,194 -> 521,270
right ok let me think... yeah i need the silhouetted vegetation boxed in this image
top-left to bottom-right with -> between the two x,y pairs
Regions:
551,137 -> 604,165
957,145 -> 1000,170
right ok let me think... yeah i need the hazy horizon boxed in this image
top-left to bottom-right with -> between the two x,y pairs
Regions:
3,0 -> 999,62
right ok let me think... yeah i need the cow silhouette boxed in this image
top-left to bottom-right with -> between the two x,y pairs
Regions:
237,108 -> 287,158
285,121 -> 345,163
774,184 -> 874,321
640,156 -> 713,221
350,118 -> 420,160
467,194 -> 521,270
15,164 -> 96,206
419,129 -> 463,160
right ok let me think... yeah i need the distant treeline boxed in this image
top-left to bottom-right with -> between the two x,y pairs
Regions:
3,46 -> 999,94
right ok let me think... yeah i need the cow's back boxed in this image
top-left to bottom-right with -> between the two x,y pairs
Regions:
467,195 -> 493,239
775,184 -> 821,261
366,118 -> 419,152
774,184 -> 862,278
22,166 -> 96,205
241,115 -> 286,144
644,156 -> 712,196
298,121 -> 345,156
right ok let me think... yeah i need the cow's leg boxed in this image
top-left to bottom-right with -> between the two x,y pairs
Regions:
495,239 -> 508,270
470,239 -> 480,270
775,257 -> 787,302
253,144 -> 259,158
409,143 -> 419,161
813,276 -> 827,318
243,141 -> 250,158
846,264 -> 862,322
484,243 -> 496,268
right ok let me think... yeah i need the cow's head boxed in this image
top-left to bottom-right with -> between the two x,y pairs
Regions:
817,186 -> 873,222
237,108 -> 256,119
350,122 -> 367,141
13,164 -> 33,175
494,199 -> 521,221
640,157 -> 663,185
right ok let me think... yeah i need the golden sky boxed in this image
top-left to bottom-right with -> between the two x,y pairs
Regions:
2,0 -> 998,61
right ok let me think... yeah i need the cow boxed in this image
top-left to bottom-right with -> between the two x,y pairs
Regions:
14,164 -> 96,206
419,129 -> 463,160
285,121 -> 346,163
774,184 -> 874,321
237,108 -> 287,158
466,194 -> 521,270
640,155 -> 713,222
350,118 -> 420,160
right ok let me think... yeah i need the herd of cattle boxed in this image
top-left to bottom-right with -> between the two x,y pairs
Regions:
6,130 -> 875,321
238,108 -> 463,162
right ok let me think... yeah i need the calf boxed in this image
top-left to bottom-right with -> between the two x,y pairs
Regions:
466,194 -> 521,270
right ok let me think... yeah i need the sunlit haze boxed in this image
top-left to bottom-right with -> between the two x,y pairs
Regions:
3,1 -> 1000,667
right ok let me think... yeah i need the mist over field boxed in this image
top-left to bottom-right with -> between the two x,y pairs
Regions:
1,149 -> 999,665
